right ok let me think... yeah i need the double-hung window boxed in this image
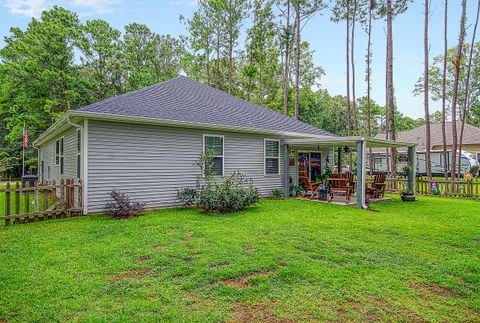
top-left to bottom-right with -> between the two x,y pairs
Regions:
56,137 -> 64,175
76,129 -> 81,178
265,139 -> 280,175
204,135 -> 224,176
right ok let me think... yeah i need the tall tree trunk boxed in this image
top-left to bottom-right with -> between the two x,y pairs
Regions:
206,48 -> 211,86
458,0 -> 480,176
386,0 -> 396,176
346,1 -> 352,169
367,1 -> 373,175
294,2 -> 301,120
424,0 -> 432,180
351,0 -> 358,134
227,3 -> 233,94
451,0 -> 467,183
283,0 -> 291,116
385,32 -> 390,175
216,21 -> 221,89
441,0 -> 448,179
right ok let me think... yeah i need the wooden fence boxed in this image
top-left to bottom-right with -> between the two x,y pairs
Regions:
1,179 -> 83,225
383,176 -> 480,199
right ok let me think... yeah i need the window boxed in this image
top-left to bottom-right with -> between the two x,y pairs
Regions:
76,129 -> 81,178
265,139 -> 280,175
41,161 -> 44,182
56,137 -> 64,175
204,135 -> 224,176
55,139 -> 60,165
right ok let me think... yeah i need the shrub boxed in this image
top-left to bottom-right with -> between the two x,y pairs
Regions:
176,187 -> 198,206
197,171 -> 259,213
271,188 -> 285,199
104,190 -> 146,219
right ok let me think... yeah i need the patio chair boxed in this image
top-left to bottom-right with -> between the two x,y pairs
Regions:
366,173 -> 387,199
299,171 -> 321,199
328,172 -> 354,203
345,171 -> 355,194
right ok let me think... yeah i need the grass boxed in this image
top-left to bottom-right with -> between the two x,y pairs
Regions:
0,196 -> 479,321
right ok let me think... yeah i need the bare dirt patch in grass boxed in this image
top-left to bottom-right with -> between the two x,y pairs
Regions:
209,261 -> 229,269
219,271 -> 274,288
336,298 -> 422,322
230,300 -> 279,322
257,232 -> 272,238
153,245 -> 163,251
110,268 -> 153,280
411,283 -> 461,298
138,256 -> 150,263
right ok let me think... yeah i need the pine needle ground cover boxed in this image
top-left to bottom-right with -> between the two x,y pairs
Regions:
0,196 -> 479,321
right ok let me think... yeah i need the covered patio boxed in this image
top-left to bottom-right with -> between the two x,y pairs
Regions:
283,136 -> 417,209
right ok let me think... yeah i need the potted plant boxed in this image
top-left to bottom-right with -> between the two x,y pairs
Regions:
402,165 -> 413,176
294,185 -> 304,197
400,190 -> 416,202
315,173 -> 329,201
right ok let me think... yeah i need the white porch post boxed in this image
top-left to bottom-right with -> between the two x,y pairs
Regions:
356,139 -> 367,209
407,146 -> 416,195
283,143 -> 289,196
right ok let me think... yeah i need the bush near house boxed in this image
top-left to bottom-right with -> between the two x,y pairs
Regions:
104,190 -> 146,219
177,153 -> 260,213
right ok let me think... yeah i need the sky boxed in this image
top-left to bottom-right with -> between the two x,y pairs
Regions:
0,0 -> 477,119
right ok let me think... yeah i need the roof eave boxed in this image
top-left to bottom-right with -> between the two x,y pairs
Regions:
69,110 -> 334,139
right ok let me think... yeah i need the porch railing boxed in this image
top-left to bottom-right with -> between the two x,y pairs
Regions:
377,176 -> 480,199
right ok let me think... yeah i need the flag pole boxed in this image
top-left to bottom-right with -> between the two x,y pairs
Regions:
22,122 -> 25,178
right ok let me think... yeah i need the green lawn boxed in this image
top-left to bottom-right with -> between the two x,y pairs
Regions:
0,196 -> 479,321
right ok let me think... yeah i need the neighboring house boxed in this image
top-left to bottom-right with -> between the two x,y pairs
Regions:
373,123 -> 480,175
34,76 -> 414,212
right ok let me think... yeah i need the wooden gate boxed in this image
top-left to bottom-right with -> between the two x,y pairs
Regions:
1,179 -> 83,225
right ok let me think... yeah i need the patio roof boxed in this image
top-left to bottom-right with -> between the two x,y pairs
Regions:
283,136 -> 416,149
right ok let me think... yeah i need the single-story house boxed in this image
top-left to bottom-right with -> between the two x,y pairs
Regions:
34,76 -> 416,212
372,123 -> 480,175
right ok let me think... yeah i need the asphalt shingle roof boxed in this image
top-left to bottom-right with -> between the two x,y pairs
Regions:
374,122 -> 480,151
76,76 -> 333,136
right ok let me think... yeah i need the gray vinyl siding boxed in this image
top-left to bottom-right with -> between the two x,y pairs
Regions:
38,127 -> 80,183
87,120 -> 285,213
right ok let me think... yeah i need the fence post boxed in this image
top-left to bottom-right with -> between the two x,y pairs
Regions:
25,182 -> 30,222
5,183 -> 11,225
14,182 -> 20,223
34,181 -> 39,221
78,179 -> 83,212
43,181 -> 49,220
65,179 -> 70,216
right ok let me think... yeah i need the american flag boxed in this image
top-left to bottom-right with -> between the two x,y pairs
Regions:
22,125 -> 28,148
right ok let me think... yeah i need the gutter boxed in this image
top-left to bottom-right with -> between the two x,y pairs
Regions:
69,110 -> 334,140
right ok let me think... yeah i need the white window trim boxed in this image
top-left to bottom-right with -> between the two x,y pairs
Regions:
76,129 -> 81,179
58,136 -> 65,175
264,139 -> 280,176
203,134 -> 225,177
55,138 -> 60,166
